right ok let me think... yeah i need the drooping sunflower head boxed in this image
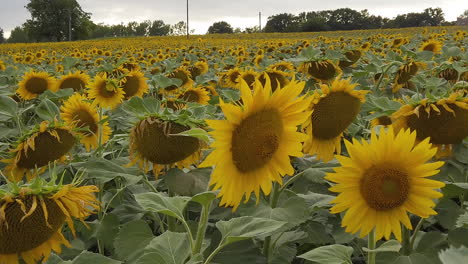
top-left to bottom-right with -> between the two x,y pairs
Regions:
267,61 -> 295,72
326,126 -> 445,242
0,179 -> 99,264
60,93 -> 111,152
303,78 -> 368,162
298,60 -> 341,82
87,73 -> 125,109
16,71 -> 57,100
393,61 -> 423,93
55,71 -> 90,92
199,77 -> 312,210
438,67 -> 459,84
129,116 -> 205,177
420,39 -> 443,54
121,70 -> 149,99
391,94 -> 468,158
258,69 -> 290,92
338,49 -> 362,68
177,86 -> 210,105
2,121 -> 76,182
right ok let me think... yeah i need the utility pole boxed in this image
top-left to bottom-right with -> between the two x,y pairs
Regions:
68,8 -> 72,41
186,0 -> 189,38
259,12 -> 261,31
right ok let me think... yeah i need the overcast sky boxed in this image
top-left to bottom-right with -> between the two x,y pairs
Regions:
1,0 -> 467,37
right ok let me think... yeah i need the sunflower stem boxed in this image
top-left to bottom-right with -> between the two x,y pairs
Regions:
204,239 -> 226,264
374,61 -> 399,92
402,226 -> 412,255
263,182 -> 281,260
367,229 -> 376,264
193,201 -> 211,255
409,218 -> 425,252
278,170 -> 306,193
167,188 -> 176,231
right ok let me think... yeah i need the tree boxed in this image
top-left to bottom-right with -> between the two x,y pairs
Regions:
264,13 -> 299,32
423,7 -> 445,26
149,20 -> 170,36
8,26 -> 30,43
207,21 -> 234,34
24,0 -> 92,42
0,27 -> 4,43
170,21 -> 187,36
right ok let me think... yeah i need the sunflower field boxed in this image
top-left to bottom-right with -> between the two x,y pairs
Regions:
0,26 -> 467,264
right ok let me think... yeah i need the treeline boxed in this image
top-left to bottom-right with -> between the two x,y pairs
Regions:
264,7 -> 451,33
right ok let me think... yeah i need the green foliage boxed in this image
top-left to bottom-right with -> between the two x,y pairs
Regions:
207,21 -> 234,34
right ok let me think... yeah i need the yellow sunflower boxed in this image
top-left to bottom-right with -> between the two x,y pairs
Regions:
87,73 -> 125,109
222,67 -> 242,88
267,61 -> 295,72
188,61 -> 209,78
238,69 -> 259,89
258,69 -> 290,92
420,39 -> 443,54
393,61 -> 424,93
199,77 -> 312,210
16,71 -> 57,100
128,116 -> 204,177
55,71 -> 90,92
166,66 -> 194,91
326,126 -> 445,242
177,87 -> 210,105
121,70 -> 149,99
298,60 -> 341,82
0,60 -> 5,71
60,94 -> 112,151
391,94 -> 468,158
303,78 -> 368,162
338,50 -> 362,68
370,115 -> 393,128
0,183 -> 99,264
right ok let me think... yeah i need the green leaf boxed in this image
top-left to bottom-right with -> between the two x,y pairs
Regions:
35,98 -> 60,121
95,214 -> 120,253
114,220 -> 154,263
435,199 -> 464,229
79,158 -> 142,185
456,211 -> 468,228
169,127 -> 211,143
165,168 -> 210,196
298,192 -> 334,209
393,253 -> 436,264
191,191 -> 217,207
135,192 -> 190,220
298,244 -> 353,264
71,251 -> 121,264
153,74 -> 182,89
414,231 -> 447,252
439,246 -> 468,264
216,216 -> 287,246
448,228 -> 468,247
136,232 -> 191,264
122,96 -> 161,116
299,46 -> 321,60
0,95 -> 18,118
212,240 -> 266,264
363,240 -> 401,253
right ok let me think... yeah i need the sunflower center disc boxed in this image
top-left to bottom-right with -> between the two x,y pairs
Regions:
311,92 -> 361,140
360,166 -> 409,211
377,116 -> 392,126
242,74 -> 256,88
307,61 -> 336,80
259,72 -> 288,91
98,82 -> 118,98
123,76 -> 140,98
133,118 -> 200,164
73,109 -> 98,136
25,77 -> 48,94
0,196 -> 65,254
17,129 -> 76,169
407,103 -> 468,144
60,78 -> 85,91
231,109 -> 283,173
181,90 -> 200,103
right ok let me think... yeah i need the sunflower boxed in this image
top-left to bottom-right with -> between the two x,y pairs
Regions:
258,69 -> 290,92
420,39 -> 443,54
199,78 -> 312,210
121,70 -> 149,99
16,71 -> 57,100
222,67 -> 242,88
128,116 -> 204,177
438,68 -> 459,84
391,94 -> 468,158
303,78 -> 368,162
177,87 -> 210,105
298,60 -> 341,82
188,61 -> 209,78
166,66 -> 194,91
87,73 -> 125,109
393,61 -> 423,93
56,71 -> 90,92
0,182 -> 99,264
238,69 -> 259,89
60,94 -> 111,151
267,61 -> 295,72
2,121 -> 76,182
0,60 -> 5,71
338,50 -> 362,68
326,126 -> 445,242
370,115 -> 393,128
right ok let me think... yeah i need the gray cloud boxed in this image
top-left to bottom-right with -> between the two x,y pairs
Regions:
1,0 -> 466,36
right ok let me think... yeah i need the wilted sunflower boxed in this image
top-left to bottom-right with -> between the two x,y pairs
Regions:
392,94 -> 468,158
326,126 -> 445,242
177,87 -> 210,105
16,71 -> 57,100
0,182 -> 99,264
60,93 -> 111,151
393,61 -> 423,93
338,50 -> 362,68
303,78 -> 368,162
121,70 -> 149,99
438,68 -> 459,84
87,73 -> 125,109
128,116 -> 204,176
199,78 -> 312,210
420,39 -> 443,54
55,71 -> 90,91
299,60 -> 341,82
2,121 -> 76,182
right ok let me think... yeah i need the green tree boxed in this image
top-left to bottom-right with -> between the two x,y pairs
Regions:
264,13 -> 299,32
0,27 -> 4,43
25,0 -> 92,42
135,20 -> 151,36
207,21 -> 234,34
8,26 -> 30,43
149,20 -> 170,36
423,7 -> 445,26
170,21 -> 188,36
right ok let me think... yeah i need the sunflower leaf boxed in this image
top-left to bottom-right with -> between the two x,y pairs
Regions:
169,127 -> 211,143
363,239 -> 402,253
70,251 -> 121,264
135,192 -> 191,220
36,98 -> 60,121
114,220 -> 155,263
136,231 -> 191,264
298,244 -> 353,264
0,95 -> 18,118
439,246 -> 468,264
